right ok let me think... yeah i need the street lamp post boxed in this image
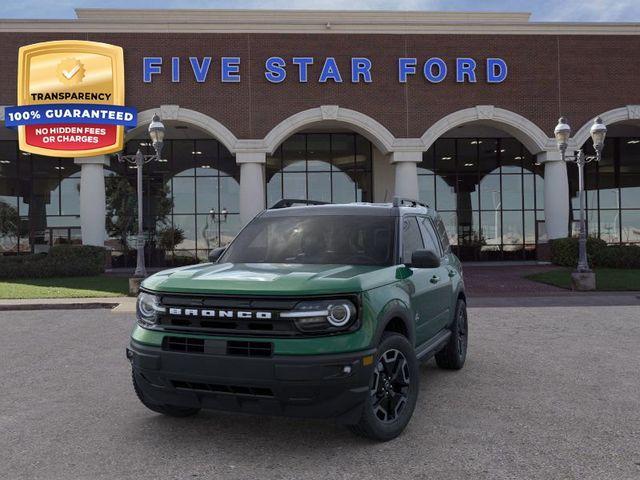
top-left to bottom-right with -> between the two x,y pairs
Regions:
553,116 -> 607,287
117,113 -> 165,278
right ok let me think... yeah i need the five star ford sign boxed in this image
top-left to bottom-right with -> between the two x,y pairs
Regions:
4,40 -> 137,158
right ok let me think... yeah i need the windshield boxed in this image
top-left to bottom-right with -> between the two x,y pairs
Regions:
220,215 -> 396,266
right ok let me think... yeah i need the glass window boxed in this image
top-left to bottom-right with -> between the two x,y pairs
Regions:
479,175 -> 501,211
434,216 -> 451,253
402,216 -> 424,263
172,177 -> 195,214
282,135 -> 305,172
620,174 -> 640,209
329,134 -> 353,171
307,134 -> 331,171
266,133 -> 372,205
501,175 -> 523,210
457,138 -> 478,173
60,177 -> 80,215
221,215 -> 396,266
599,210 -> 620,243
500,138 -> 523,174
435,175 -> 456,211
308,172 -> 332,202
418,175 -> 435,207
621,210 -> 640,243
331,171 -> 354,204
195,177 -> 219,214
478,139 -> 499,174
434,139 -> 456,176
172,140 -> 195,176
418,217 -> 442,256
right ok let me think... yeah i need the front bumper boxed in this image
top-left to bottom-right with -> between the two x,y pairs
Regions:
128,339 -> 376,423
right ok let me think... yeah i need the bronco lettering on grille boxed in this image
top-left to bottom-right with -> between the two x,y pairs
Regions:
167,307 -> 273,320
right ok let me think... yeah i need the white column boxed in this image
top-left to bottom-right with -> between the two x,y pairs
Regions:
237,151 -> 266,225
391,151 -> 421,200
74,155 -> 109,246
538,151 -> 569,239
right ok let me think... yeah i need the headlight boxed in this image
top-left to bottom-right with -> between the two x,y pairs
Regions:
136,292 -> 165,327
281,299 -> 357,333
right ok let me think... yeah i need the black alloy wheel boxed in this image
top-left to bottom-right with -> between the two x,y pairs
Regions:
435,298 -> 468,370
348,333 -> 419,441
370,348 -> 411,423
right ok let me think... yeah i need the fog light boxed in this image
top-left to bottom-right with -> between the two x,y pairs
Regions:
342,365 -> 352,374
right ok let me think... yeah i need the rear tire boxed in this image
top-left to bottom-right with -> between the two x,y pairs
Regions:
132,370 -> 200,418
435,298 -> 468,370
348,333 -> 419,441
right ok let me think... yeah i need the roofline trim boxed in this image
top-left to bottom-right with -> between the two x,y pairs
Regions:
1,8 -> 640,34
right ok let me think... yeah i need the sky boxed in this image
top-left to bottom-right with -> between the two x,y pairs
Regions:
0,0 -> 639,22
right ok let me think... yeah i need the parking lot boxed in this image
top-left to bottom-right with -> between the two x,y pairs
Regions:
1,304 -> 639,480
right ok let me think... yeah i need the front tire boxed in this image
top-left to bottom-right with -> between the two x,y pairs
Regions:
435,298 -> 468,370
132,370 -> 200,418
348,333 -> 419,441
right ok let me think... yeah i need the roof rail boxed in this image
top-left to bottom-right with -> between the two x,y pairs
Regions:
392,196 -> 429,209
269,199 -> 329,209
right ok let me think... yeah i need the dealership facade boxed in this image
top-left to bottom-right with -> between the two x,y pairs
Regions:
0,9 -> 639,264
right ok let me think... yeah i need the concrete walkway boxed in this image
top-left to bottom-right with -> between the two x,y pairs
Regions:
0,296 -> 135,312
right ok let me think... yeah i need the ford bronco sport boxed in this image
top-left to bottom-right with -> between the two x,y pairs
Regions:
128,197 -> 468,441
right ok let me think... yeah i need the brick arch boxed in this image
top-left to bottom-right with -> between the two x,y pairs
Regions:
420,105 -> 553,154
572,105 -> 640,148
263,105 -> 396,155
127,105 -> 239,153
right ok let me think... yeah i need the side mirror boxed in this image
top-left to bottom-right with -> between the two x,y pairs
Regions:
408,249 -> 440,269
208,247 -> 226,263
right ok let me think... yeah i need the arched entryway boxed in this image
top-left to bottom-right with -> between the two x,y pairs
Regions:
0,126 -> 85,255
262,106 -> 396,208
418,107 -> 553,261
111,118 -> 241,267
569,107 -> 640,245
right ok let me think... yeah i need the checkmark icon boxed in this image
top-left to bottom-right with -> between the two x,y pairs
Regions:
62,64 -> 80,79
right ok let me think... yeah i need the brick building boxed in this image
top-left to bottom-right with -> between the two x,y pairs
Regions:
0,9 -> 639,264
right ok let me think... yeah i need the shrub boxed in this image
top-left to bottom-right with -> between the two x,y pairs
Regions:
593,244 -> 640,268
157,226 -> 185,252
0,245 -> 106,279
550,237 -> 640,268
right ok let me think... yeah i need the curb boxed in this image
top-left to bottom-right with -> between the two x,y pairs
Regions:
0,302 -> 121,311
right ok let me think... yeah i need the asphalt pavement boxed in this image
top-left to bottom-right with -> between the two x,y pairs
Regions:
1,306 -> 639,480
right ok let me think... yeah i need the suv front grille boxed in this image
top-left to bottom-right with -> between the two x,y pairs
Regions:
171,380 -> 274,397
162,336 -> 204,353
154,294 -> 359,338
227,340 -> 273,357
162,336 -> 273,357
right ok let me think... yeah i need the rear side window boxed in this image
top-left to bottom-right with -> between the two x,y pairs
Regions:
434,216 -> 451,253
419,217 -> 442,257
401,216 -> 424,263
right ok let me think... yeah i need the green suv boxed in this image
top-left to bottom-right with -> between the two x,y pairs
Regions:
128,198 -> 468,441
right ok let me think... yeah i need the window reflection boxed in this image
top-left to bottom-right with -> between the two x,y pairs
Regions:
569,137 -> 640,245
420,137 -> 542,260
265,133 -> 373,206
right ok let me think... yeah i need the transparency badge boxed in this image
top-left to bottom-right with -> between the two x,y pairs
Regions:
5,40 -> 137,157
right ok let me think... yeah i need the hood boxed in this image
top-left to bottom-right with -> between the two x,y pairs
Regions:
142,262 -> 398,295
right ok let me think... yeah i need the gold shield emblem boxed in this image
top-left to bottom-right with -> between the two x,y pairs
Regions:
16,40 -> 125,157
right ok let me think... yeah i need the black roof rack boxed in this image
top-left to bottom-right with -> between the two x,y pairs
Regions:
269,199 -> 330,209
392,196 -> 429,209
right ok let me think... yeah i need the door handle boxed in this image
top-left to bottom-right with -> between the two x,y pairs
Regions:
430,275 -> 440,284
